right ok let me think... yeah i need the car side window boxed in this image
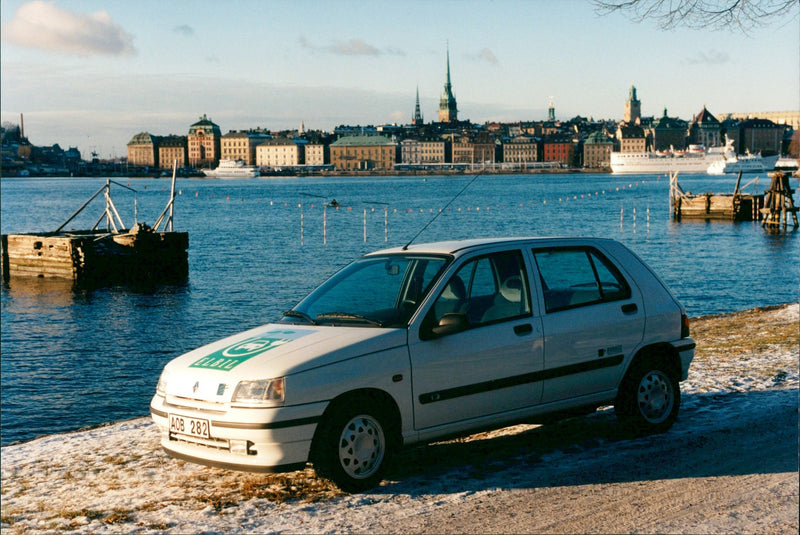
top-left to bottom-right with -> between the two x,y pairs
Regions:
430,250 -> 530,327
533,247 -> 631,313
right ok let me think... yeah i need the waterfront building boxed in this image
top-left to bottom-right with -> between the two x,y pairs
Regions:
157,135 -> 188,169
652,109 -> 688,151
722,110 -> 799,131
329,135 -> 396,171
127,132 -> 158,167
256,137 -> 303,167
616,124 -> 647,153
502,136 -> 538,164
221,131 -> 271,165
542,135 -> 574,165
583,131 -> 613,168
438,46 -> 458,123
624,86 -> 641,125
400,138 -> 446,164
739,118 -> 784,156
188,115 -> 222,168
689,107 -> 722,147
472,132 -> 496,164
305,143 -> 328,166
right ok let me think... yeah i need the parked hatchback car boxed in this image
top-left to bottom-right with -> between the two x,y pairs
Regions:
151,237 -> 695,491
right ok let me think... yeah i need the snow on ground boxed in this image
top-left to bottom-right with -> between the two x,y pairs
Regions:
1,304 -> 798,534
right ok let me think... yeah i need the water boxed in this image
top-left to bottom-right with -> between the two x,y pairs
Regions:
1,173 -> 797,445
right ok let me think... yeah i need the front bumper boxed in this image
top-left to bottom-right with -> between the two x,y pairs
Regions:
150,393 -> 327,472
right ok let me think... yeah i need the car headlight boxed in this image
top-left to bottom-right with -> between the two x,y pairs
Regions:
231,377 -> 285,404
156,373 -> 167,395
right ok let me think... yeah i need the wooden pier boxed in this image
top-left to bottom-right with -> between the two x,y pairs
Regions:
761,172 -> 799,229
2,167 -> 189,284
670,171 -> 765,222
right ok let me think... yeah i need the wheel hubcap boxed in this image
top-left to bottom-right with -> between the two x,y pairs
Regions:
637,371 -> 674,423
338,415 -> 385,479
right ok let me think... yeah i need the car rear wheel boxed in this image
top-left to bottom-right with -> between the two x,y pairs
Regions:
312,400 -> 391,492
615,357 -> 680,434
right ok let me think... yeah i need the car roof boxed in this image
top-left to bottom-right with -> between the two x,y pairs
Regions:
365,236 -> 613,257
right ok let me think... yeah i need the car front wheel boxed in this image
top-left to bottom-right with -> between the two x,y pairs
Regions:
312,401 -> 391,492
615,358 -> 680,434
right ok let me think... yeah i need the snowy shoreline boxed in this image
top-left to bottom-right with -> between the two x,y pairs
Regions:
2,303 -> 798,534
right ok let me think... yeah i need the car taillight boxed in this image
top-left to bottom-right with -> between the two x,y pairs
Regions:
681,313 -> 691,338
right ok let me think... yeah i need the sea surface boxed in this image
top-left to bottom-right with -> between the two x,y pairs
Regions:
1,173 -> 797,446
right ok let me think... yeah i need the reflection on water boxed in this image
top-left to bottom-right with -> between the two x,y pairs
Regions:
1,174 -> 797,445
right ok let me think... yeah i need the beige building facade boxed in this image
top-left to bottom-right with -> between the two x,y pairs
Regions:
330,135 -> 396,171
256,138 -> 303,167
400,139 -> 446,164
221,131 -> 270,165
188,115 -> 222,168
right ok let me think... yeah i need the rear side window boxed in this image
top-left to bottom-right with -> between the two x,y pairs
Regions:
533,247 -> 630,313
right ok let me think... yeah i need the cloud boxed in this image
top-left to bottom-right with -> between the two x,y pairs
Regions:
685,49 -> 730,65
478,48 -> 499,65
299,36 -> 405,57
173,24 -> 194,37
1,1 -> 135,56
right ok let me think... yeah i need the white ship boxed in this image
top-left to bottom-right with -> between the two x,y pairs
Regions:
610,144 -> 726,174
201,159 -> 259,178
707,152 -> 780,175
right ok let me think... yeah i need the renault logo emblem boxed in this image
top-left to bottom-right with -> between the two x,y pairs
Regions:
192,381 -> 199,393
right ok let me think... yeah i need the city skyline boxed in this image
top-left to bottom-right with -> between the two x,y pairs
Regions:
1,0 -> 798,159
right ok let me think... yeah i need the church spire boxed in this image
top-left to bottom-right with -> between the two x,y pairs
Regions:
438,42 -> 458,123
412,86 -> 423,125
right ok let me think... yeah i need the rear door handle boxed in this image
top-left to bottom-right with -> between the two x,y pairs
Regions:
514,323 -> 533,335
621,303 -> 638,314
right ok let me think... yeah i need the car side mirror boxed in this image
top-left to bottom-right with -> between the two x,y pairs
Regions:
430,313 -> 469,337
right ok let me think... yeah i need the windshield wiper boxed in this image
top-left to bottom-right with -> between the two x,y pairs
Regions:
282,310 -> 318,325
316,312 -> 383,327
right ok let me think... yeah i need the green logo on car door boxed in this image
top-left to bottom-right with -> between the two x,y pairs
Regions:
189,330 -> 310,371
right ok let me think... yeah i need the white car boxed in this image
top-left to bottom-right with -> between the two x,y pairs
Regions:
151,237 -> 695,491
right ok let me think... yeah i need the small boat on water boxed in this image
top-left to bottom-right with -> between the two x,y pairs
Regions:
1,166 -> 188,284
201,159 -> 259,178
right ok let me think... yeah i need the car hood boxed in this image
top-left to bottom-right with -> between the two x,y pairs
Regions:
161,324 -> 407,402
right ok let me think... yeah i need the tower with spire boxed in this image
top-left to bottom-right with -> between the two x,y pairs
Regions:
412,86 -> 424,125
438,43 -> 458,123
624,85 -> 641,125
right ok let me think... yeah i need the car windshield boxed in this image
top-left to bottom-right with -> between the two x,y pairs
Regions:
283,254 -> 450,327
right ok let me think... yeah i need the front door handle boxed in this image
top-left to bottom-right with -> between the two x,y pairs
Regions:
514,323 -> 533,335
621,303 -> 638,314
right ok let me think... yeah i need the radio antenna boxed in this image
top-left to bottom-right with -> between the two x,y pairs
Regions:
402,173 -> 482,250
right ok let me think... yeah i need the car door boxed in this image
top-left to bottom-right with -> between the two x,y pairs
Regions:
407,248 -> 544,431
532,244 -> 644,404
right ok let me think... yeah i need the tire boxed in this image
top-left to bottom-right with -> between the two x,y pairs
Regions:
312,399 -> 392,492
615,357 -> 680,435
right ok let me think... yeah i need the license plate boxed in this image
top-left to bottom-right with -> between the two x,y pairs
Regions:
169,414 -> 211,439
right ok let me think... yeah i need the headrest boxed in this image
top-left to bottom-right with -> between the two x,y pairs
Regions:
500,276 -> 522,302
441,276 -> 466,300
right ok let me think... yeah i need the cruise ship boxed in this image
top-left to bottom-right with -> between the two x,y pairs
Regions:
707,152 -> 780,175
201,159 -> 259,178
610,145 -> 726,174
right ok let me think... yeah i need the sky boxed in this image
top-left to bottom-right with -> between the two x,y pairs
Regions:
1,0 -> 798,159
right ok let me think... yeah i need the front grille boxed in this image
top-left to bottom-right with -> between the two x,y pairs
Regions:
165,395 -> 227,414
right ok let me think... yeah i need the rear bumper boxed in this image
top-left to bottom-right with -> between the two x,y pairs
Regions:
150,394 -> 326,472
670,337 -> 696,381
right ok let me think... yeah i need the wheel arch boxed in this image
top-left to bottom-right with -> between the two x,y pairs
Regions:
625,342 -> 682,381
312,388 -> 403,453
